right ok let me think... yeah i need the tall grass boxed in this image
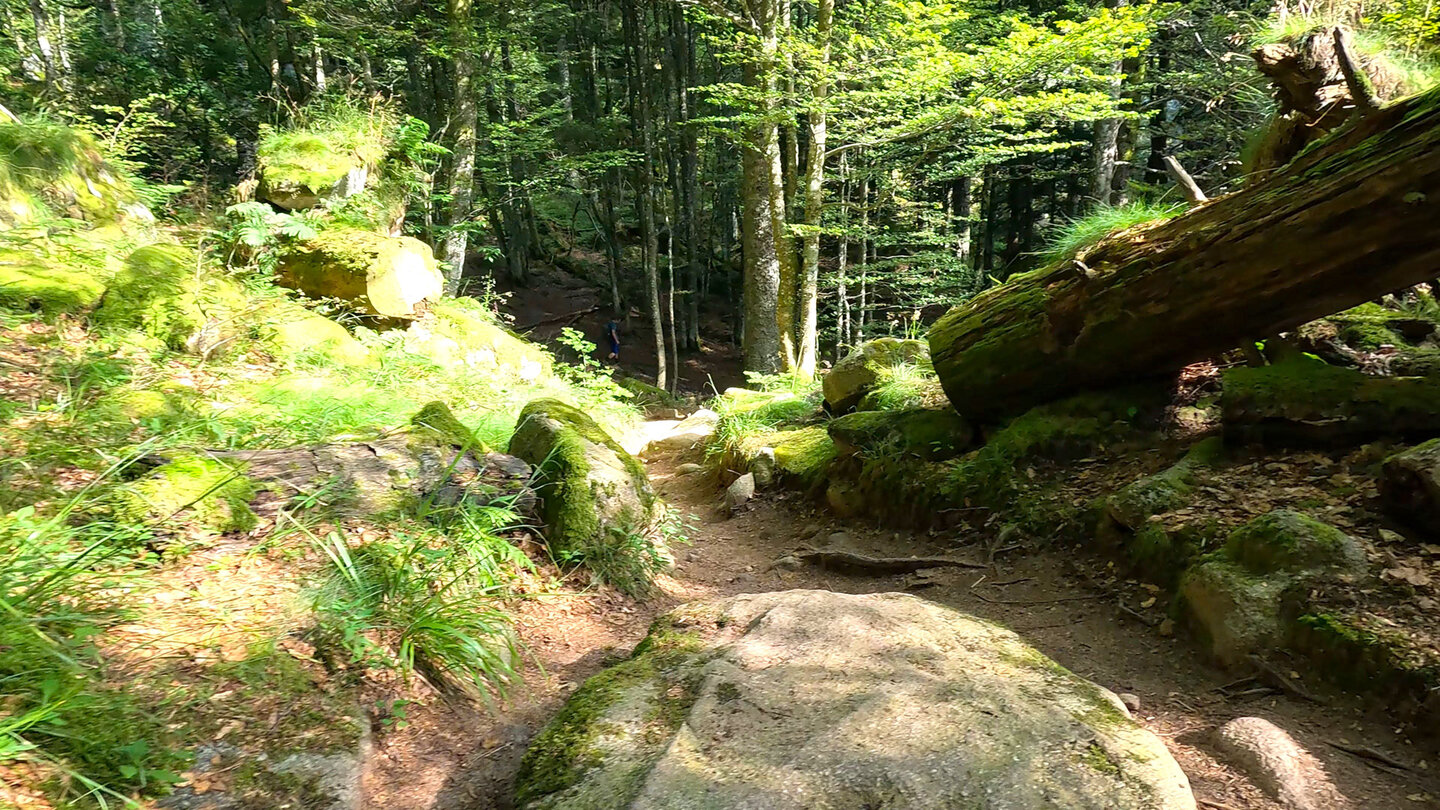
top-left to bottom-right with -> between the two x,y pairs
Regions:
1042,201 -> 1185,263
0,497 -> 185,806
310,500 -> 532,698
865,359 -> 943,411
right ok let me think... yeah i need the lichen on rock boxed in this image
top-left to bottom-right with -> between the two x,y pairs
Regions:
516,590 -> 1197,810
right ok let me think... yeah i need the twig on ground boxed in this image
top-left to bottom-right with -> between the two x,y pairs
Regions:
1249,656 -> 1328,705
1326,740 -> 1411,773
1116,600 -> 1161,627
789,548 -> 987,575
969,590 -> 1105,606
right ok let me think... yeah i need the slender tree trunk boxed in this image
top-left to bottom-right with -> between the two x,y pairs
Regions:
739,0 -> 785,374
623,0 -> 666,388
440,0 -> 478,295
835,156 -> 850,360
794,0 -> 833,378
27,0 -> 59,92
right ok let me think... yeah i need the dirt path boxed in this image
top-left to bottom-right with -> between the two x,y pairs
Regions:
365,423 -> 1440,810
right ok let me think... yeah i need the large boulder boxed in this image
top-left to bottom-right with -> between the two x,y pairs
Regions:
516,589 -> 1196,810
822,337 -> 927,414
1222,354 -> 1440,445
1379,439 -> 1440,535
95,244 -> 248,356
827,407 -> 974,460
256,129 -> 376,211
508,399 -> 665,595
254,300 -> 373,367
404,298 -> 551,379
1180,510 -> 1365,666
277,227 -> 443,319
0,120 -> 152,227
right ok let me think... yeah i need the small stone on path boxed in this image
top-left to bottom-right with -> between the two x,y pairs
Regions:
1212,716 -> 1350,810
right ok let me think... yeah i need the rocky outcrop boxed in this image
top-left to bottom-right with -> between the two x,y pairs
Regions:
277,227 -> 443,319
508,398 -> 665,594
1180,510 -> 1365,666
403,298 -> 551,379
1101,437 -> 1225,583
822,337 -> 927,414
254,300 -> 372,367
96,244 -> 249,357
516,589 -> 1195,810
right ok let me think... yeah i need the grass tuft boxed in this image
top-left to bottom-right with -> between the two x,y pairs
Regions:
1042,201 -> 1185,263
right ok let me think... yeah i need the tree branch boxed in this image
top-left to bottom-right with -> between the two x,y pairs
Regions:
1333,26 -> 1381,115
1163,155 -> 1208,204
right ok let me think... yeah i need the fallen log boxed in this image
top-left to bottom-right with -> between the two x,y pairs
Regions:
929,85 -> 1440,422
787,548 -> 987,575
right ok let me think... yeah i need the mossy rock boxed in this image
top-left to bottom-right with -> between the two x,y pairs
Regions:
1390,347 -> 1440,377
95,244 -> 249,356
95,388 -> 185,423
257,132 -> 377,211
768,427 -> 838,487
1379,438 -> 1440,535
1103,438 -> 1225,581
111,453 -> 258,534
277,227 -> 442,319
508,398 -> 664,595
616,376 -> 683,413
1327,302 -> 1437,350
254,300 -> 373,367
822,337 -> 928,414
1180,509 -> 1364,666
516,590 -> 1195,810
1288,612 -> 1440,720
1222,354 -> 1440,444
405,297 -> 551,379
0,256 -> 107,314
0,120 -> 151,227
827,407 -> 974,461
410,400 -> 486,451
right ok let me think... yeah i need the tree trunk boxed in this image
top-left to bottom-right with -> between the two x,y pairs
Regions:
929,87 -> 1440,422
440,0 -> 477,295
739,0 -> 785,374
795,0 -> 834,379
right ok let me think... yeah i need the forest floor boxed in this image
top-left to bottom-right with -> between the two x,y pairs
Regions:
365,421 -> 1440,810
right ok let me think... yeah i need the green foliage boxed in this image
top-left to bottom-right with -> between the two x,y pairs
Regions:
259,97 -> 396,194
311,503 -> 528,696
863,359 -> 942,411
1042,201 -> 1186,263
0,503 -> 185,805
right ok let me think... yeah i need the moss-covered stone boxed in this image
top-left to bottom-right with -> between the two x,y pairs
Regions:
0,222 -> 138,314
1390,347 -> 1440,377
828,407 -> 975,461
1180,509 -> 1364,666
768,427 -> 838,487
277,227 -> 442,319
0,120 -> 150,227
1288,612 -> 1440,716
112,453 -> 258,534
822,337 -> 928,414
1223,353 -> 1440,444
409,400 -> 487,451
405,297 -> 551,379
96,388 -> 183,423
616,376 -> 683,412
0,258 -> 108,314
95,244 -> 248,356
508,398 -> 663,595
256,121 -> 386,212
253,301 -> 372,367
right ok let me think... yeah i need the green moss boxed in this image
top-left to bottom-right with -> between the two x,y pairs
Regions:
822,338 -> 928,413
1290,612 -> 1440,697
0,120 -> 145,225
769,427 -> 838,486
112,453 -> 258,534
1390,347 -> 1440,377
1081,742 -> 1122,776
0,257 -> 107,313
422,298 -> 551,378
254,301 -> 372,367
514,625 -> 705,805
508,398 -> 660,594
96,244 -> 248,354
410,400 -> 486,451
1224,509 -> 1361,575
96,388 -> 181,423
828,408 -> 973,461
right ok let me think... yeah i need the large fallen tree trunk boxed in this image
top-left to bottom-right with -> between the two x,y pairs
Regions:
929,86 -> 1440,422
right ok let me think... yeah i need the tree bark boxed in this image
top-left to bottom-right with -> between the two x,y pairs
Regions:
739,0 -> 785,374
795,0 -> 834,379
930,87 -> 1440,422
440,0 -> 478,295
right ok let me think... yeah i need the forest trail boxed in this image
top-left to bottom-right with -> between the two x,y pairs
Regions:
364,417 -> 1440,810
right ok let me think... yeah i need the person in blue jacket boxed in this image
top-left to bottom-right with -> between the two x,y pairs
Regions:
604,319 -> 620,361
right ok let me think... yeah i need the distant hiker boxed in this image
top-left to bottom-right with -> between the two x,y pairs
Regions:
604,319 -> 621,361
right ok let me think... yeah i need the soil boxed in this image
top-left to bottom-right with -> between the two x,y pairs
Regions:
363,424 -> 1440,810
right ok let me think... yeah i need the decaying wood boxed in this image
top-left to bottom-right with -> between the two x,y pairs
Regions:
929,85 -> 1440,422
1332,27 -> 1380,115
789,548 -> 987,574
